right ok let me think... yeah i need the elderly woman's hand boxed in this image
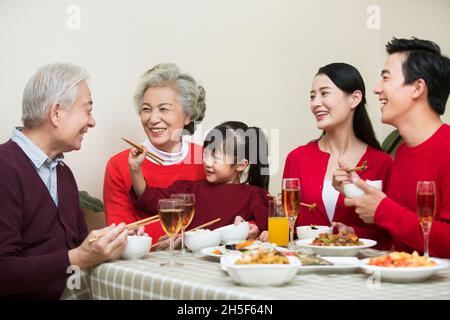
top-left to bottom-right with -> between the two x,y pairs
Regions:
69,223 -> 128,269
128,146 -> 147,172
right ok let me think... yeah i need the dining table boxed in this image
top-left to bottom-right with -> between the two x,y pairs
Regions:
61,248 -> 450,300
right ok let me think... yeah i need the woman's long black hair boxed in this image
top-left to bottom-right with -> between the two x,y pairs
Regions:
203,121 -> 270,190
316,63 -> 382,150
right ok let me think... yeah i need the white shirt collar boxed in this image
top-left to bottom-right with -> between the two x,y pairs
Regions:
142,136 -> 189,165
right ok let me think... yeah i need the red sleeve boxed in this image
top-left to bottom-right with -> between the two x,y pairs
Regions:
103,158 -> 141,225
0,165 -> 70,295
248,189 -> 269,232
134,180 -> 194,213
375,197 -> 450,258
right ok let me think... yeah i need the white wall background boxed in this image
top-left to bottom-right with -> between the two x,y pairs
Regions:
1,0 -> 450,198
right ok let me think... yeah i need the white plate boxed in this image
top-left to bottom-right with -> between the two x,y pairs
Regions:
360,257 -> 449,282
296,238 -> 377,256
201,242 -> 286,259
223,255 -> 301,286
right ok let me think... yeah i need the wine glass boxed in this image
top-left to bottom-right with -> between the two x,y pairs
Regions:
171,193 -> 196,255
282,178 -> 301,249
416,181 -> 436,257
158,199 -> 184,267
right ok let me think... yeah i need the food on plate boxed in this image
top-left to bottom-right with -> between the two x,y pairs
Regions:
212,249 -> 222,255
235,250 -> 290,265
311,231 -> 363,246
368,251 -> 437,267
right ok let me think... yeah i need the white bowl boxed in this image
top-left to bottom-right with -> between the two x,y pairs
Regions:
343,180 -> 382,198
121,235 -> 152,260
297,225 -> 332,240
360,258 -> 449,282
225,255 -> 300,286
184,229 -> 222,252
215,222 -> 249,243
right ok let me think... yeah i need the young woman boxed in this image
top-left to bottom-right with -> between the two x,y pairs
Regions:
128,121 -> 270,244
283,63 -> 393,249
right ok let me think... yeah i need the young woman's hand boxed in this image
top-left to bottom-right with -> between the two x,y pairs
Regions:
332,160 -> 359,193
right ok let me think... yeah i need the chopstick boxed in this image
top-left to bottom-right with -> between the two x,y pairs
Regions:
89,216 -> 160,243
301,202 -> 316,210
346,160 -> 368,173
187,218 -> 221,233
150,218 -> 222,250
121,137 -> 165,166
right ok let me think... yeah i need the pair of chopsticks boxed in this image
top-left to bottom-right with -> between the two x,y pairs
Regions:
122,137 -> 165,166
89,216 -> 160,243
346,160 -> 368,173
150,218 -> 222,249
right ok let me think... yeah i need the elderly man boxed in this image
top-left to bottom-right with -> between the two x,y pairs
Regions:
336,38 -> 450,258
0,63 -> 129,299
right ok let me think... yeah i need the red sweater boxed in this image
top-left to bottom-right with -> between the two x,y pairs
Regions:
134,180 -> 269,232
103,142 -> 205,241
283,141 -> 393,250
375,124 -> 450,258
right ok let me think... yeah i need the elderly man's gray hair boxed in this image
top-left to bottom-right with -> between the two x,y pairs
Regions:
21,63 -> 90,128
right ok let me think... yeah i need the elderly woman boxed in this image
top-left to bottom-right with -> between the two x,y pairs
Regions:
103,64 -> 206,244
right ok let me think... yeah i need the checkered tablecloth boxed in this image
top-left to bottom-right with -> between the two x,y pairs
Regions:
61,250 -> 450,300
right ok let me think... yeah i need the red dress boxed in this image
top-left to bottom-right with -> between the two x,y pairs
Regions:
375,124 -> 450,258
133,180 -> 269,232
283,141 -> 393,250
103,142 -> 205,241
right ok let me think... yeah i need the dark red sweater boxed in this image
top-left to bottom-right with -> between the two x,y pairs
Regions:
375,124 -> 450,258
0,140 -> 87,299
283,141 -> 393,250
134,180 -> 269,232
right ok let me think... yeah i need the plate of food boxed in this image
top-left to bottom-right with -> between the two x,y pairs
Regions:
222,249 -> 300,286
201,240 -> 282,259
360,251 -> 449,282
295,231 -> 377,256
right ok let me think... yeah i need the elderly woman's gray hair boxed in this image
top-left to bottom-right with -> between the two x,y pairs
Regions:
21,63 -> 90,128
134,63 -> 206,135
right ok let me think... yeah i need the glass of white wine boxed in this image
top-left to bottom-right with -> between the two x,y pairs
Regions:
171,193 -> 196,255
158,198 -> 184,267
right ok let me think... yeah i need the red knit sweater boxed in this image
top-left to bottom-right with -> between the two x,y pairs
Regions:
375,124 -> 450,258
103,142 -> 205,241
283,141 -> 393,250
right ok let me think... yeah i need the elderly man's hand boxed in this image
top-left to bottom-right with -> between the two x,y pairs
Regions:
344,179 -> 386,224
69,223 -> 128,269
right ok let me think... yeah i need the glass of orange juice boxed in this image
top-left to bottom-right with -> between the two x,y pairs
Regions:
268,198 -> 289,247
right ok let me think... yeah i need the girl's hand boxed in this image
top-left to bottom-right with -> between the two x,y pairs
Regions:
128,146 -> 147,172
258,230 -> 268,242
234,216 -> 259,240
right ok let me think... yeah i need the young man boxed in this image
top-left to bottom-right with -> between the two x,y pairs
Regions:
342,38 -> 450,258
0,63 -> 130,299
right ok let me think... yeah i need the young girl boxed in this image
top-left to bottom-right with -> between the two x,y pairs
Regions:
128,121 -> 270,247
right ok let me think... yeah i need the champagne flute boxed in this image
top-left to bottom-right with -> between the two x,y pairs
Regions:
171,193 -> 196,255
282,178 -> 301,249
158,199 -> 184,267
416,181 -> 436,258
